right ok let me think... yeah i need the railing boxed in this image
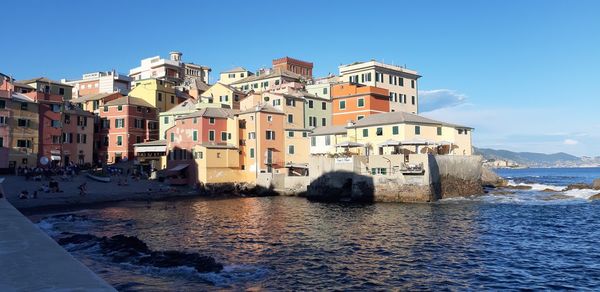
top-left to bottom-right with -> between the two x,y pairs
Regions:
400,162 -> 424,174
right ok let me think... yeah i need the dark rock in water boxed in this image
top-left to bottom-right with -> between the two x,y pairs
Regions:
541,194 -> 572,201
481,168 -> 508,188
57,234 -> 97,245
589,193 -> 600,200
565,183 -> 592,191
43,214 -> 88,222
504,185 -> 532,190
55,233 -> 223,273
138,251 -> 223,273
541,188 -> 560,193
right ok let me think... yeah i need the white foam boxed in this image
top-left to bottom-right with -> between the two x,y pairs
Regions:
507,181 -> 565,191
563,189 -> 599,200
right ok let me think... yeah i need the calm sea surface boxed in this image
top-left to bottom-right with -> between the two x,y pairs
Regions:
32,167 -> 600,291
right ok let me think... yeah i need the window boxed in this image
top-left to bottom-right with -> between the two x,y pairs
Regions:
221,132 -> 227,141
82,134 -> 87,144
308,100 -> 314,108
266,130 -> 275,140
392,126 -> 399,135
311,137 -> 316,146
117,105 -> 123,111
437,127 -> 442,136
51,120 -> 61,128
303,132 -> 308,138
134,119 -> 143,128
103,106 -> 108,112
171,96 -> 175,103
164,116 -> 169,124
322,118 -> 326,126
339,100 -> 346,110
17,139 -> 32,148
248,132 -> 256,139
0,116 -> 6,124
209,117 -> 215,124
267,115 -> 273,122
357,115 -> 365,120
209,130 -> 215,141
63,114 -> 71,124
250,148 -> 255,158
54,135 -> 62,144
415,126 -> 421,135
389,75 -> 393,84
376,127 -> 383,136
0,137 -> 3,147
101,118 -> 110,129
309,116 -> 316,127
51,104 -> 61,112
288,131 -> 294,138
286,99 -> 295,106
321,102 -> 326,110
0,100 -> 5,109
412,96 -> 416,105
59,88 -> 65,95
117,135 -> 123,146
136,136 -> 142,144
399,77 -> 404,86
193,117 -> 197,124
287,114 -> 293,123
411,80 -> 415,88
357,98 -> 365,107
17,119 -> 30,127
193,130 -> 198,141
115,119 -> 125,128
323,87 -> 328,94
20,102 -> 28,110
158,92 -> 162,101
325,136 -> 331,146
362,129 -> 369,137
371,168 -> 387,175
288,145 -> 295,154
170,132 -> 175,142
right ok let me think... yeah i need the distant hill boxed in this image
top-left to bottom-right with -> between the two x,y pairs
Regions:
474,147 -> 599,167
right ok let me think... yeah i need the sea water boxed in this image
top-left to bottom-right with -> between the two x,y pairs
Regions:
32,167 -> 600,290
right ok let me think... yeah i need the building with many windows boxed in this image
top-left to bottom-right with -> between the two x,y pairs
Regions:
0,88 -> 40,169
218,67 -> 253,85
339,61 -> 420,114
272,57 -> 313,79
331,82 -> 390,126
62,70 -> 132,98
128,78 -> 187,112
129,51 -> 211,85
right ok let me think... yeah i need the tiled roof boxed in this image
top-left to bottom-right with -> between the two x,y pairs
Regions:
17,77 -> 73,87
309,125 -> 347,136
163,98 -> 197,114
104,96 -> 155,108
222,66 -> 247,73
177,107 -> 236,120
347,111 -> 472,129
237,103 -> 284,115
74,92 -> 120,103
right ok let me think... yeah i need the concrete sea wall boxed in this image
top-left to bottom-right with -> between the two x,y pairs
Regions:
0,199 -> 115,291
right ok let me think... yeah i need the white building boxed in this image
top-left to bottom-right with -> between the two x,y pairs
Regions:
129,51 -> 211,85
62,70 -> 132,98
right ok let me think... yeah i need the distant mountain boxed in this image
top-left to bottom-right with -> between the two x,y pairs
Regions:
474,147 -> 600,167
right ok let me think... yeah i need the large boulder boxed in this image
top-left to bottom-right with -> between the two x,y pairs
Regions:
565,183 -> 592,191
593,179 -> 600,190
138,251 -> 223,273
481,168 -> 508,188
589,193 -> 600,200
57,233 -> 97,245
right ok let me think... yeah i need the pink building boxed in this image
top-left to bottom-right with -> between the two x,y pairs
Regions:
96,96 -> 159,164
165,107 -> 236,185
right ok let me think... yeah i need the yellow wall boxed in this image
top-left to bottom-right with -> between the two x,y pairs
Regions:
128,79 -> 178,112
198,83 -> 241,109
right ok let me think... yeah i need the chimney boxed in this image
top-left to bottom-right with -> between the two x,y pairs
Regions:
170,51 -> 182,62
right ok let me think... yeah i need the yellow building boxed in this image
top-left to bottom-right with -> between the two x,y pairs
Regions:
309,111 -> 473,156
193,144 -> 254,184
218,67 -> 253,85
128,78 -> 183,112
197,82 -> 246,109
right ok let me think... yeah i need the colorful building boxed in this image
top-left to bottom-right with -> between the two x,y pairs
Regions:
60,104 -> 95,165
331,82 -> 390,126
128,78 -> 186,112
62,70 -> 132,98
310,111 -> 473,156
159,98 -> 198,140
18,77 -> 73,101
96,96 -> 159,164
129,51 -> 211,85
73,92 -> 124,113
198,82 -> 246,109
218,67 -> 253,85
339,60 -> 421,114
231,68 -> 304,93
272,57 -> 313,79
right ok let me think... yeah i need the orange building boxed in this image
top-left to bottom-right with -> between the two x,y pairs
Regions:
331,83 -> 390,126
272,57 -> 313,79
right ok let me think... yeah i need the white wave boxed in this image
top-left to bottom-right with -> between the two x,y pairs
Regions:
507,180 -> 565,191
563,189 -> 599,200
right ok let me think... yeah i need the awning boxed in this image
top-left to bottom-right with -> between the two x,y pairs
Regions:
51,155 -> 61,161
401,139 -> 434,146
285,163 -> 308,169
168,164 -> 189,172
335,141 -> 364,148
378,139 -> 402,147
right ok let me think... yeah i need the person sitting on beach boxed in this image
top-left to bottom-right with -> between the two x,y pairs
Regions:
19,190 -> 28,200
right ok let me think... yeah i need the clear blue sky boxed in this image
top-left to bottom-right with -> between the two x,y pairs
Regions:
1,0 -> 599,156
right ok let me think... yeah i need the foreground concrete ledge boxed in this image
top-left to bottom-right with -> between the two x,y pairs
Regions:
0,199 -> 115,291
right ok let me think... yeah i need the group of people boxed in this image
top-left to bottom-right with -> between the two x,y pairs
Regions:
17,163 -> 81,182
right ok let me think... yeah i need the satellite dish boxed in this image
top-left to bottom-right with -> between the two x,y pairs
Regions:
40,156 -> 49,165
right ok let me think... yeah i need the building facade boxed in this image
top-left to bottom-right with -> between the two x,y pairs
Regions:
129,52 -> 210,85
128,78 -> 186,112
62,70 -> 132,98
218,67 -> 253,85
331,83 -> 390,126
272,57 -> 313,79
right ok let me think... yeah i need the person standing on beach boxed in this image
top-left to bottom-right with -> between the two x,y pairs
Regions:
79,182 -> 87,196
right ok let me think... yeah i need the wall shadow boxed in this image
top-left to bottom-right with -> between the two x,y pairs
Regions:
305,170 -> 375,203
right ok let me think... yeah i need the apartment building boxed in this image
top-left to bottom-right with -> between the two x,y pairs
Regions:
272,57 -> 313,79
218,67 -> 253,85
62,70 -> 132,98
339,61 -> 420,113
331,82 -> 390,126
128,78 -> 187,112
61,104 -> 94,165
129,51 -> 211,85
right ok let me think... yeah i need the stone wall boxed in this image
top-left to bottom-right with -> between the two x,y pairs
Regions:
434,155 -> 484,198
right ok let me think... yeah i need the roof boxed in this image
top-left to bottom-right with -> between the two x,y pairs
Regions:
74,92 -> 120,103
12,82 -> 35,90
231,68 -> 304,85
180,76 -> 210,92
347,111 -> 473,129
197,142 -> 238,149
17,77 -> 73,87
63,104 -> 94,116
309,125 -> 347,136
10,92 -> 35,103
177,107 -> 236,120
216,82 -> 246,95
162,98 -> 197,114
222,66 -> 247,73
104,96 -> 155,108
237,103 -> 284,115
133,139 -> 167,147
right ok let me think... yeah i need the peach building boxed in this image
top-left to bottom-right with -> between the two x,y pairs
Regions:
331,83 -> 390,126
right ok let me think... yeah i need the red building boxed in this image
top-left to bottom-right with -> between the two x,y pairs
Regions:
272,57 -> 313,79
96,96 -> 159,164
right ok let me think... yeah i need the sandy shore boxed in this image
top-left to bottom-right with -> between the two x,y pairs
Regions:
1,173 -> 197,211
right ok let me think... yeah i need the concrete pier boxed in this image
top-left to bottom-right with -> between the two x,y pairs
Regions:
0,199 -> 115,291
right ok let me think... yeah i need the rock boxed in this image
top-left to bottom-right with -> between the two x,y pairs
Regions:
490,190 -> 516,196
589,193 -> 600,200
57,233 -> 97,245
98,235 -> 151,260
481,168 -> 508,188
593,179 -> 600,190
541,194 -> 572,201
504,185 -> 532,190
565,183 -> 592,191
138,251 -> 223,273
541,188 -> 560,193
